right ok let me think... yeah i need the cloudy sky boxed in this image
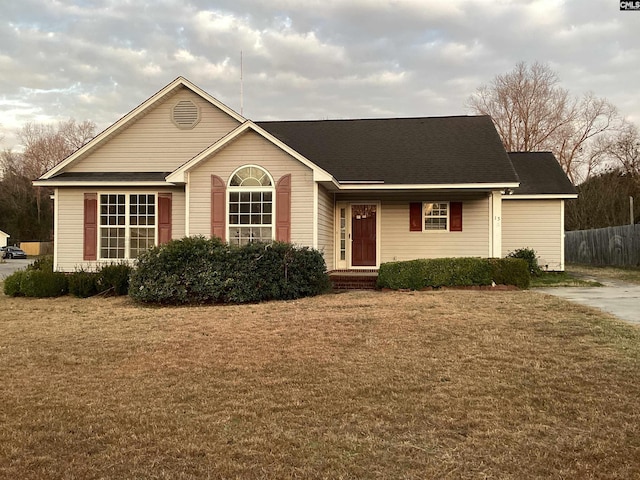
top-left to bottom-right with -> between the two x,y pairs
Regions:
1,0 -> 639,150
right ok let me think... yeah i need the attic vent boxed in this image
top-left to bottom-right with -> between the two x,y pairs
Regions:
172,100 -> 200,129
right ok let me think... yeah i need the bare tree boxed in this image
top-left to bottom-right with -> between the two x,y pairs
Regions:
467,62 -> 623,183
2,119 -> 97,240
603,121 -> 640,176
18,119 -> 96,179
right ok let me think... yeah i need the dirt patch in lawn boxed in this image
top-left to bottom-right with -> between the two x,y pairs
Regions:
1,290 -> 639,479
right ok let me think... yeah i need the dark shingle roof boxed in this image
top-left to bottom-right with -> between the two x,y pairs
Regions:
508,152 -> 577,195
257,116 -> 519,185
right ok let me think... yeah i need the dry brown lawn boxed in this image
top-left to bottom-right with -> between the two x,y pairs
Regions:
1,289 -> 640,479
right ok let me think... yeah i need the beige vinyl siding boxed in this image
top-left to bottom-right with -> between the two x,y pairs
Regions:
502,199 -> 563,270
188,131 -> 315,246
317,185 -> 334,270
67,88 -> 240,173
54,187 -> 185,272
379,197 -> 490,262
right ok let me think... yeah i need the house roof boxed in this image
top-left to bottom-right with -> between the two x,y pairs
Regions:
257,116 -> 519,186
37,172 -> 173,186
508,152 -> 577,196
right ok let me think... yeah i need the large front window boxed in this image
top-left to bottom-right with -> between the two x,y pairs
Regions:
228,166 -> 274,245
100,194 -> 155,259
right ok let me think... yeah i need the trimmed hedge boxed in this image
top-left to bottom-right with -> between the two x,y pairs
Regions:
377,257 -> 530,290
129,237 -> 331,305
3,257 -> 133,298
3,256 -> 69,298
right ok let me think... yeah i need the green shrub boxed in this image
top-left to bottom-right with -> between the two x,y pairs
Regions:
129,237 -> 330,305
3,271 -> 25,296
377,257 -> 493,290
377,257 -> 531,290
68,270 -> 99,298
489,258 -> 530,289
19,270 -> 68,297
507,248 -> 542,276
98,263 -> 132,296
28,255 -> 54,272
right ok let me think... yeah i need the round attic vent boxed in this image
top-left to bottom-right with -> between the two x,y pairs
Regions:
172,100 -> 200,129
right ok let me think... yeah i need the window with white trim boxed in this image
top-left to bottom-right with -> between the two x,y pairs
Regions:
228,166 -> 274,245
424,202 -> 449,230
100,194 -> 156,259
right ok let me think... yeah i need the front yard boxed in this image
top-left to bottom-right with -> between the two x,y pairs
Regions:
1,289 -> 639,479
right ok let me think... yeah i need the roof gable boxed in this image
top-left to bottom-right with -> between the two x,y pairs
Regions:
166,121 -> 334,184
257,116 -> 519,186
39,77 -> 245,180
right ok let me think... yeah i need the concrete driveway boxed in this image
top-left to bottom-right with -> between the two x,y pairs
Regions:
0,258 -> 33,279
537,277 -> 640,325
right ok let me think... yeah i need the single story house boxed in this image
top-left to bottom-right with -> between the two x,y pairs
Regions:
35,77 -> 577,273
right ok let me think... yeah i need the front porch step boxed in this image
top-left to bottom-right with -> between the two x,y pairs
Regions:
329,270 -> 379,290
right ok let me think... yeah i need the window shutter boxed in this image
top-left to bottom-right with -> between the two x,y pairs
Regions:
211,175 -> 226,241
409,202 -> 422,231
83,193 -> 98,261
450,202 -> 463,232
276,174 -> 291,242
158,193 -> 172,244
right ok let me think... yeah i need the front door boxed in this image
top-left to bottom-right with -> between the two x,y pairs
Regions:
351,204 -> 377,266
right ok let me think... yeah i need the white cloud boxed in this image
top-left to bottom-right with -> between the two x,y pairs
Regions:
0,0 -> 638,150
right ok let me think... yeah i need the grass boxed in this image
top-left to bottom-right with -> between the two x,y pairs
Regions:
1,289 -> 640,479
530,270 -> 602,288
567,263 -> 640,285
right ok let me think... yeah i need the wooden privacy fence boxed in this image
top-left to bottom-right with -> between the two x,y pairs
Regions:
565,225 -> 640,267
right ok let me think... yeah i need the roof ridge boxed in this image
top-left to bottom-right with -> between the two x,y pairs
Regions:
256,115 -> 490,124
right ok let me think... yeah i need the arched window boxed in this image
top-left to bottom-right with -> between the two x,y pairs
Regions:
228,166 -> 274,245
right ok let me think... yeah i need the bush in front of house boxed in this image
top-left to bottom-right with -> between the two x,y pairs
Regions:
97,263 -> 133,296
3,256 -> 133,298
488,257 -> 531,289
377,256 -> 531,290
68,269 -> 99,298
3,255 -> 68,298
3,270 -> 25,297
19,270 -> 69,297
128,236 -> 330,305
507,247 -> 542,276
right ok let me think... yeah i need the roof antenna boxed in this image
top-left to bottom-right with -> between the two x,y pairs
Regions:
240,50 -> 244,117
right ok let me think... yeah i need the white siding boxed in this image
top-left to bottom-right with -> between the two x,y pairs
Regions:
187,131 -> 315,246
67,88 -> 240,173
380,197 -> 490,262
502,199 -> 563,270
54,187 -> 185,272
317,185 -> 335,270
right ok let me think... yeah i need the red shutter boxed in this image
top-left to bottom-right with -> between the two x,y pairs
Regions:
450,202 -> 463,232
211,175 -> 226,241
158,193 -> 172,244
84,193 -> 98,261
276,174 -> 291,242
409,202 -> 422,231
